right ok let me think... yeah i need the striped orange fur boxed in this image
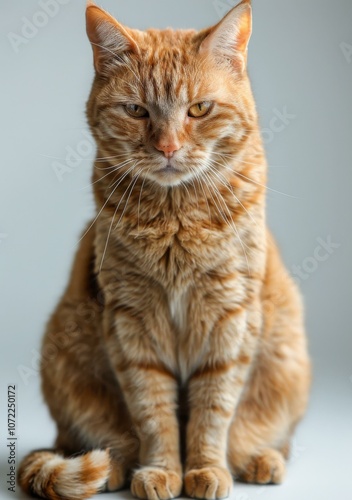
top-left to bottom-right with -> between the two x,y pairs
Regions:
18,450 -> 110,500
18,1 -> 310,499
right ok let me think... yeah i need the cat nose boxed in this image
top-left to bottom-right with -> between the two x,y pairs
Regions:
155,141 -> 181,158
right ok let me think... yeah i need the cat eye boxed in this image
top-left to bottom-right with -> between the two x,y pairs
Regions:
188,101 -> 212,118
124,104 -> 149,118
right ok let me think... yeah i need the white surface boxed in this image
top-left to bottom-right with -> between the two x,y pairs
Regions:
1,0 -> 352,499
1,377 -> 352,499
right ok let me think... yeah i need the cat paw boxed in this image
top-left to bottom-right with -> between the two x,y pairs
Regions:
238,449 -> 286,484
184,467 -> 233,499
131,467 -> 182,500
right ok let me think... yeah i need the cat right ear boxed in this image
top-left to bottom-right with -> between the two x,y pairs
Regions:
199,0 -> 252,74
86,2 -> 139,75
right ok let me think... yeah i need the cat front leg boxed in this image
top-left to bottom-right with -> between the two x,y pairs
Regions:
105,308 -> 183,500
184,308 -> 260,499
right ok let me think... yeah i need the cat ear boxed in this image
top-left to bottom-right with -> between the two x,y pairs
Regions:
86,1 -> 139,74
199,0 -> 252,73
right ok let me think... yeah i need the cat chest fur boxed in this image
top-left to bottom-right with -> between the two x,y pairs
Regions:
168,289 -> 189,336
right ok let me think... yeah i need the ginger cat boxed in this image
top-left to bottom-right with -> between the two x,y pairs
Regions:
19,1 -> 310,499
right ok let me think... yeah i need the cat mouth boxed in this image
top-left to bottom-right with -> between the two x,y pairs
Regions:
156,163 -> 180,174
150,161 -> 188,186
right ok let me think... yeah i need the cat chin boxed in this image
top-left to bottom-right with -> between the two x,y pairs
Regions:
147,169 -> 194,188
150,177 -> 185,188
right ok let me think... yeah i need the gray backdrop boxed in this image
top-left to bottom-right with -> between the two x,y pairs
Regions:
1,1 -> 352,499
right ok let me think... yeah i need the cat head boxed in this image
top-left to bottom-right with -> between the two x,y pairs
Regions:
86,0 -> 256,188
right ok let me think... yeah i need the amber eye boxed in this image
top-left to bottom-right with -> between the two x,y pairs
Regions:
188,101 -> 212,118
125,104 -> 149,118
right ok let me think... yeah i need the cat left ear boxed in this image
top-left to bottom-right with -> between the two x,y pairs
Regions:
86,1 -> 139,75
199,0 -> 252,73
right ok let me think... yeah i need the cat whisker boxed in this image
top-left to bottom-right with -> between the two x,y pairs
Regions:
106,162 -> 138,196
98,198 -> 123,274
106,160 -> 136,189
210,155 -> 295,199
94,156 -> 132,171
137,168 -> 150,235
194,172 -> 212,223
95,152 -> 132,162
203,168 -> 251,275
234,170 -> 296,198
114,165 -> 142,231
202,169 -> 234,230
74,162 -> 137,249
190,178 -> 200,212
241,163 -> 288,169
206,162 -> 258,227
40,152 -> 129,163
80,159 -> 134,191
99,163 -> 141,272
212,152 -> 287,169
180,180 -> 192,203
240,159 -> 288,169
94,151 -> 132,163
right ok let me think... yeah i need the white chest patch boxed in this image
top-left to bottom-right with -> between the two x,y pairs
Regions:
168,290 -> 188,336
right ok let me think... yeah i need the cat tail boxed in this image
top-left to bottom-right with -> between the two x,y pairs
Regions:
18,448 -> 110,500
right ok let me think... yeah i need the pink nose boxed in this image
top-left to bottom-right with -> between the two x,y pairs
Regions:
155,141 -> 181,158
